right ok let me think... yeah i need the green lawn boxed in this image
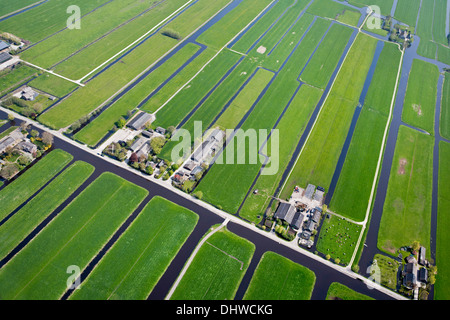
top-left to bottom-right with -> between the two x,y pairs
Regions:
0,149 -> 73,221
169,227 -> 255,300
326,282 -> 374,300
0,161 -> 94,260
280,33 -> 378,197
435,141 -> 450,300
0,172 -> 148,300
440,72 -> 450,140
316,214 -> 362,266
243,251 -> 316,300
70,196 -> 198,300
377,125 -> 434,256
402,59 -> 439,135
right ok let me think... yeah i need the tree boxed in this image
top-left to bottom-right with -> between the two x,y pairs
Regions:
42,132 -> 54,146
115,117 -> 126,129
411,241 -> 421,253
30,129 -> 39,138
7,113 -> 14,121
129,153 -> 138,163
150,136 -> 165,155
0,164 -> 18,180
20,121 -> 28,131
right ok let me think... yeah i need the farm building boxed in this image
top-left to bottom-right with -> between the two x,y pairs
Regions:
127,112 -> 155,131
0,41 -> 10,53
20,87 -> 39,101
17,141 -> 38,154
304,184 -> 316,200
0,52 -> 12,65
274,202 -> 304,230
130,137 -> 147,152
183,161 -> 196,171
419,246 -> 426,266
155,127 -> 166,135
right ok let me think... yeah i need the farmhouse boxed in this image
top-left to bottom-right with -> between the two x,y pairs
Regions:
17,141 -> 38,155
183,161 -> 196,171
20,87 -> 39,101
127,112 -> 155,131
274,202 -> 304,230
0,129 -> 24,154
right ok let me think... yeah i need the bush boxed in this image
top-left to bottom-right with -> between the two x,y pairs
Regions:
161,29 -> 181,40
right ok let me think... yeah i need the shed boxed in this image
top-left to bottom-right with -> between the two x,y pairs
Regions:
0,41 -> 10,52
0,52 -> 12,64
304,184 -> 316,200
127,112 -> 155,131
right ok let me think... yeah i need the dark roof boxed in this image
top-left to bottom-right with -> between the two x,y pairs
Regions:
0,52 -> 12,64
312,211 -> 321,223
0,41 -> 10,51
305,184 -> 316,200
419,246 -> 426,265
305,220 -> 315,232
274,202 -> 296,224
291,211 -> 303,230
403,273 -> 417,288
127,112 -> 154,130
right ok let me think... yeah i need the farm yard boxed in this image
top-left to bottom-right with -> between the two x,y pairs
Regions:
0,0 -> 448,302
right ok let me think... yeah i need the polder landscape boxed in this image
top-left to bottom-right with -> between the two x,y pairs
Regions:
0,0 -> 449,304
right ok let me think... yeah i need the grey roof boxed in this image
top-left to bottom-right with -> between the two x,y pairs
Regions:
312,211 -> 321,223
291,211 -> 304,230
305,220 -> 316,232
0,41 -> 10,51
419,246 -> 426,265
130,137 -> 147,152
0,52 -> 12,64
0,137 -> 15,152
128,112 -> 154,130
17,141 -> 37,153
209,129 -> 224,142
313,190 -> 324,203
305,184 -> 316,200
274,202 -> 296,225
191,166 -> 203,176
418,268 -> 427,282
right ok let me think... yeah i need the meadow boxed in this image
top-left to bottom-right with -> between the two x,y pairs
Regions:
348,0 -> 394,16
243,251 -> 316,300
0,149 -> 73,221
329,43 -> 401,221
441,72 -> 450,140
28,73 -> 78,98
280,34 -> 378,198
377,125 -> 433,256
393,0 -> 420,27
0,172 -> 148,300
70,196 -> 198,300
307,0 -> 361,27
0,161 -> 94,260
435,141 -> 450,300
0,0 -> 44,18
316,214 -> 362,266
168,227 -> 255,300
0,64 -> 37,97
326,282 -> 374,300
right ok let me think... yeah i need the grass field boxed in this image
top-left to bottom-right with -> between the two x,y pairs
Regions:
307,0 -> 361,27
435,141 -> 450,300
348,0 -> 394,16
196,18 -> 331,214
329,43 -> 401,221
417,40 -> 437,61
440,72 -> 450,140
0,0 -> 43,18
239,84 -> 323,223
416,0 -> 434,41
0,149 -> 73,221
300,22 -> 353,89
0,172 -> 148,300
377,125 -> 434,256
27,73 -> 78,98
0,0 -> 111,43
394,0 -> 420,27
402,59 -> 439,135
243,251 -> 316,300
73,42 -> 202,146
169,227 -> 255,300
433,0 -> 448,46
326,282 -> 374,300
0,161 -> 94,260
214,68 -> 274,130
316,214 -> 362,266
70,196 -> 198,300
280,33 -> 378,198
0,64 -> 37,97
37,0 -> 229,130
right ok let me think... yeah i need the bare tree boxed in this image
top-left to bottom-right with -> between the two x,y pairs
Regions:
42,132 -> 54,146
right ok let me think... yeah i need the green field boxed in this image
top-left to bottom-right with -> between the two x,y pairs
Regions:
326,282 -> 374,300
329,43 -> 401,221
196,18 -> 331,214
169,227 -> 255,300
70,196 -> 198,300
0,172 -> 148,300
416,0 -> 434,41
300,22 -> 354,89
316,214 -> 362,266
348,0 -> 394,16
394,0 -> 420,27
435,141 -> 450,300
243,251 -> 316,300
402,59 -> 439,134
441,72 -> 450,140
0,0 -> 43,18
307,0 -> 361,27
0,63 -> 37,97
239,84 -> 323,223
280,33 -> 378,198
0,149 -> 73,221
27,73 -> 78,98
433,0 -> 448,46
0,161 -> 94,259
377,125 -> 434,256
